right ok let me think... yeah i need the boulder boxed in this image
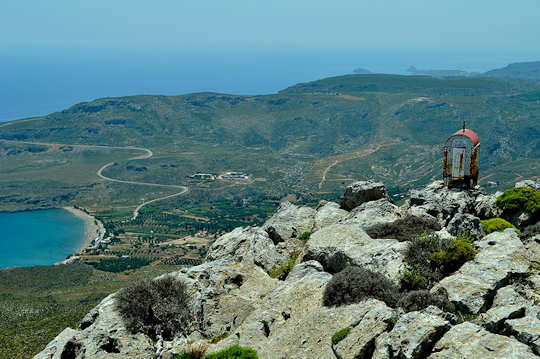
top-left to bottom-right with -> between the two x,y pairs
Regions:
333,300 -> 397,359
431,229 -> 529,314
406,180 -> 475,227
303,222 -> 407,281
313,201 -> 348,232
446,213 -> 485,240
340,180 -> 388,211
262,202 -> 316,243
428,322 -> 536,359
474,193 -> 501,219
372,306 -> 451,359
205,227 -> 283,272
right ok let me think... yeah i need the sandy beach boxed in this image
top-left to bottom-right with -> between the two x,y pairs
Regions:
63,206 -> 105,252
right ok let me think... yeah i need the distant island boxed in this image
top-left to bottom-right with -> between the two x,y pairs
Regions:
407,65 -> 477,78
352,67 -> 372,74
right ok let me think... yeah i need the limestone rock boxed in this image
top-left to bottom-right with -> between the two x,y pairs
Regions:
34,294 -> 155,359
333,300 -> 397,359
474,193 -> 501,219
205,227 -> 283,272
446,213 -> 485,240
262,202 -> 316,243
429,322 -> 536,359
206,260 -> 357,359
431,229 -> 529,313
303,222 -> 407,280
340,180 -> 388,211
515,180 -> 540,191
313,201 -> 348,232
372,306 -> 451,359
406,180 -> 475,227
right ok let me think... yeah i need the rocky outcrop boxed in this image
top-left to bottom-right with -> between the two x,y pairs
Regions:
429,322 -> 537,359
303,222 -> 407,280
340,180 -> 388,211
35,179 -> 540,359
205,227 -> 282,272
262,202 -> 316,243
372,306 -> 451,359
431,229 -> 529,314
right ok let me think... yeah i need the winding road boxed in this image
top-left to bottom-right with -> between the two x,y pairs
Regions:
0,139 -> 188,219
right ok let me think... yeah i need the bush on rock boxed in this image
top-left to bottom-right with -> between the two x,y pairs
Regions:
495,187 -> 540,225
397,290 -> 456,313
323,266 -> 400,307
115,275 -> 192,340
331,327 -> 352,345
481,218 -> 520,234
203,345 -> 259,359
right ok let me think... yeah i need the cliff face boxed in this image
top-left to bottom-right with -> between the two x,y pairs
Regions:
35,180 -> 540,359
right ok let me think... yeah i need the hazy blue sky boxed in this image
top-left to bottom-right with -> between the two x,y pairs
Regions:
2,0 -> 539,51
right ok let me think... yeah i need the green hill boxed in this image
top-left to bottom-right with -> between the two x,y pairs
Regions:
483,61 -> 540,81
0,73 -> 538,226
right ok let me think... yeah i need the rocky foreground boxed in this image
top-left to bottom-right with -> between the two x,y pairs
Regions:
36,180 -> 540,359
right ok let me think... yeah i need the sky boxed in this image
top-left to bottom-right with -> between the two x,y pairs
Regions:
2,0 -> 540,52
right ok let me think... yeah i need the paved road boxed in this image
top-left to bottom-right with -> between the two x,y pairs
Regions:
0,139 -> 189,219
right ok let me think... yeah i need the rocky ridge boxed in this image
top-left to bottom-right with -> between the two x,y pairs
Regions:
35,180 -> 540,359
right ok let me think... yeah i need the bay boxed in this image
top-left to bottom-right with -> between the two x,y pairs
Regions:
0,209 -> 85,269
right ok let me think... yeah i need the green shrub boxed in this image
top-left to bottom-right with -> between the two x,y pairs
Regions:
397,290 -> 456,313
298,232 -> 312,241
331,327 -> 352,345
91,256 -> 151,273
481,218 -> 520,234
429,239 -> 477,274
323,266 -> 400,307
399,269 -> 428,291
203,345 -> 258,359
115,275 -> 192,340
269,252 -> 299,280
495,187 -> 540,216
404,233 -> 477,289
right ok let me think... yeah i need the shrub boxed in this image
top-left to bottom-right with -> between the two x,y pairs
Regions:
429,239 -> 477,275
269,252 -> 299,280
399,269 -> 428,291
298,232 -> 312,241
481,218 -> 520,234
115,275 -> 192,340
495,187 -> 540,218
331,327 -> 352,345
203,345 -> 259,359
397,290 -> 456,313
404,233 -> 477,288
323,266 -> 400,307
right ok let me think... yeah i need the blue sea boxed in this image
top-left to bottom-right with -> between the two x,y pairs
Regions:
0,209 -> 85,269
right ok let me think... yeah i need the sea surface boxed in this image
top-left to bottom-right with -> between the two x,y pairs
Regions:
0,209 -> 85,269
1,46 -> 537,122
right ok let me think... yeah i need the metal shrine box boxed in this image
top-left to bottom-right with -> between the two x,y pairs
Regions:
443,125 -> 480,188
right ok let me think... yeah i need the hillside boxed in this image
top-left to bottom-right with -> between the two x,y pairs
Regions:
484,61 -> 540,81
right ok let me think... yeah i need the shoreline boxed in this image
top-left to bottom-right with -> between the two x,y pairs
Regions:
62,206 -> 105,252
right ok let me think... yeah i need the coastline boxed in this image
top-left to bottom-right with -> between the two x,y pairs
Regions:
63,206 -> 105,252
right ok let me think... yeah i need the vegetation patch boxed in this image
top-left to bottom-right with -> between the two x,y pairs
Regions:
495,187 -> 540,219
331,327 -> 352,345
298,231 -> 312,241
90,256 -> 152,272
190,345 -> 258,359
397,290 -> 456,313
401,233 -> 476,290
268,252 -> 299,280
323,266 -> 400,307
115,275 -> 192,340
481,218 -> 520,234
